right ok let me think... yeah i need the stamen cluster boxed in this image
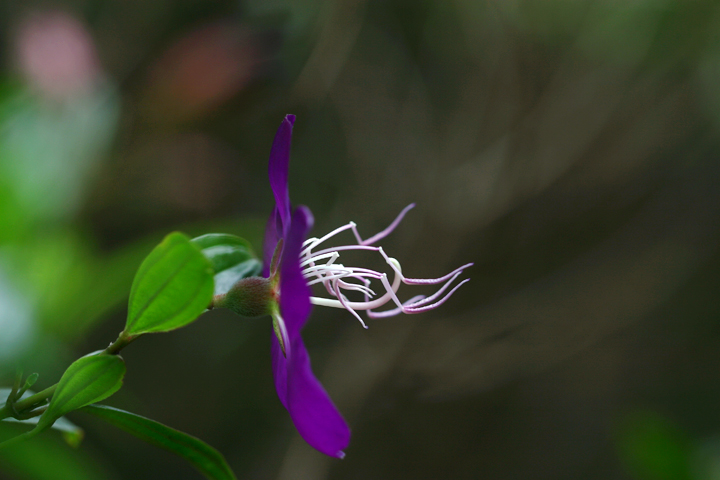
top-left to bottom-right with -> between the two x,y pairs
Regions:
299,204 -> 472,328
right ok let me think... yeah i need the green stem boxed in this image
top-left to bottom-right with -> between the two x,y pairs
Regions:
16,406 -> 47,420
103,331 -> 137,355
9,369 -> 21,401
0,384 -> 58,420
12,384 -> 56,413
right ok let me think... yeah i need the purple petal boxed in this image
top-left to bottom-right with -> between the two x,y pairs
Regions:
284,337 -> 351,458
272,205 -> 349,457
268,114 -> 296,237
280,205 -> 314,338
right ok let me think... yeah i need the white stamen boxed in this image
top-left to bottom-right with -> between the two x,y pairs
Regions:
302,204 -> 472,327
300,251 -> 339,269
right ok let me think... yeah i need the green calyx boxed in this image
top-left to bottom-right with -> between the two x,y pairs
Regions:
212,276 -> 274,318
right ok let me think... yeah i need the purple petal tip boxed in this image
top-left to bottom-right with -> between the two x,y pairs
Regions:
285,114 -> 296,125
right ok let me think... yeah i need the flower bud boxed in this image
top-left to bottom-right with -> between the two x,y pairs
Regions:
212,276 -> 273,318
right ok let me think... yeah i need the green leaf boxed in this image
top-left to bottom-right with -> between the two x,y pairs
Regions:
81,404 -> 237,480
0,389 -> 84,448
126,232 -> 214,335
37,353 -> 126,432
191,234 -> 254,270
191,233 -> 262,296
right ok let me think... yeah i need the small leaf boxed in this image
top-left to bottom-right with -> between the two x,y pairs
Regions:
191,234 -> 262,296
191,234 -> 254,271
0,388 -> 84,448
126,232 -> 214,335
81,404 -> 237,480
37,353 -> 126,432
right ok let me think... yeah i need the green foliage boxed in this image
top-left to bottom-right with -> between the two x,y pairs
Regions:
37,353 -> 126,433
191,233 -> 263,296
125,232 -> 215,335
0,230 -> 262,464
0,231 -> 263,474
82,404 -> 237,480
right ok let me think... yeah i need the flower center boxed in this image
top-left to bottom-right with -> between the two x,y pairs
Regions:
299,204 -> 472,328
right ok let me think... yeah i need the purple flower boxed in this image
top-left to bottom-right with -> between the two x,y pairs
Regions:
264,115 -> 350,458
263,115 -> 472,458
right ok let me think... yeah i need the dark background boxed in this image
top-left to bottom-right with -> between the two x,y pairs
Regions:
1,1 -> 719,479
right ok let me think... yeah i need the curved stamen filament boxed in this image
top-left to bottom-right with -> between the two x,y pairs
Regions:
354,203 -> 415,246
404,278 -> 471,313
366,295 -> 426,319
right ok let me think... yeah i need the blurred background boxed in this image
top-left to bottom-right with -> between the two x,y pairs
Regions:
0,0 -> 719,478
